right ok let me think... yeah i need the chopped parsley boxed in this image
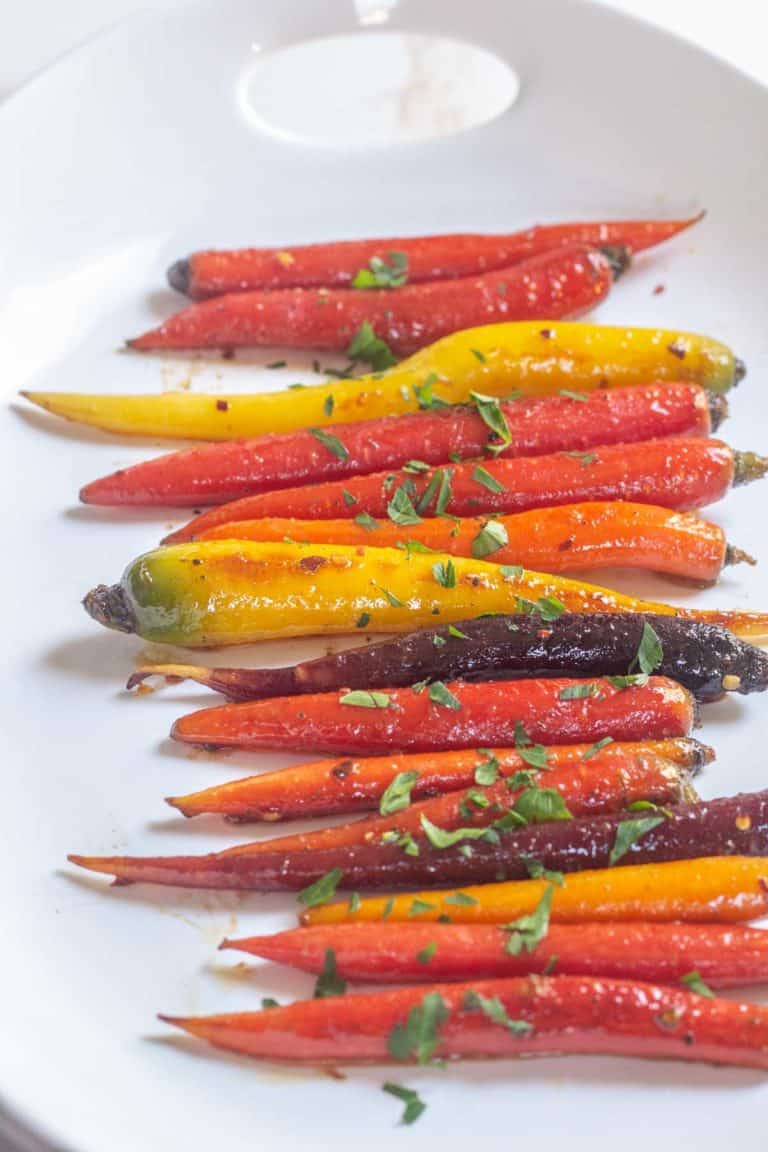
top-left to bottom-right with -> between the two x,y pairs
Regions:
432,559 -> 456,588
352,251 -> 408,290
387,485 -> 422,526
346,321 -> 398,372
558,682 -> 599,700
297,867 -> 343,908
471,464 -> 507,493
471,519 -> 509,559
470,391 -> 511,454
462,990 -> 533,1035
428,681 -> 461,710
387,991 -> 450,1064
503,885 -> 554,954
382,1082 -> 427,1126
416,942 -> 437,964
339,690 -> 392,709
379,770 -> 420,816
681,971 -> 714,999
354,510 -> 380,531
582,736 -> 614,761
309,427 -> 349,460
608,814 -> 666,866
631,620 -> 664,676
313,948 -> 346,998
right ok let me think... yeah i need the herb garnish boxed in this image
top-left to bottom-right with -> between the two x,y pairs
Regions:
428,681 -> 461,710
471,464 -> 507,493
375,585 -> 405,608
513,787 -> 572,824
403,459 -> 431,474
387,485 -> 422,526
681,971 -> 715,999
309,427 -> 349,460
522,858 -> 564,885
346,321 -> 398,371
582,736 -> 614,760
388,991 -> 450,1064
443,891 -> 479,906
339,690 -> 392,709
352,251 -> 408,290
342,488 -> 357,506
564,450 -> 596,467
471,519 -> 509,559
416,942 -> 437,964
261,998 -> 279,1010
462,990 -> 532,1035
356,611 -> 371,629
313,948 -> 347,998
379,770 -> 420,816
354,510 -> 380,530
470,391 -> 512,454
474,751 -> 500,786
558,389 -> 589,402
323,394 -> 335,417
432,559 -> 456,588
631,620 -> 664,676
448,624 -> 470,639
412,373 -> 449,410
382,1082 -> 427,1126
420,815 -> 493,849
503,885 -> 554,954
608,814 -> 666,865
558,682 -> 599,700
298,867 -> 343,908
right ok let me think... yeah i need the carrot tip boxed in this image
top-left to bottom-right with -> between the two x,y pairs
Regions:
83,584 -> 137,634
735,357 -> 747,383
600,244 -> 631,280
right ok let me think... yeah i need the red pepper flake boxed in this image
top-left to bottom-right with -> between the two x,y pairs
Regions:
216,399 -> 230,411
667,341 -> 687,360
653,283 -> 666,295
299,555 -> 327,573
558,537 -> 574,552
537,629 -> 553,640
539,328 -> 554,339
331,760 -> 353,779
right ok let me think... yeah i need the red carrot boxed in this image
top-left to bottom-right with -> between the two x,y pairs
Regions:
165,436 -> 755,543
167,746 -> 691,836
166,739 -> 712,822
130,245 -> 623,355
159,974 -> 768,1069
170,676 -> 697,756
82,382 -> 722,509
169,217 -> 701,297
222,921 -> 768,988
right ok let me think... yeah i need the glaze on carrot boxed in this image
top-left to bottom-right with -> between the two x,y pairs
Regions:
134,613 -> 768,707
166,747 -> 691,836
166,739 -> 712,823
304,857 -> 768,926
82,383 -> 725,509
159,975 -> 768,1069
67,789 -> 768,892
222,921 -> 768,988
166,437 -> 762,543
169,217 -> 700,297
196,502 -> 744,583
131,246 -> 624,355
170,676 -> 696,756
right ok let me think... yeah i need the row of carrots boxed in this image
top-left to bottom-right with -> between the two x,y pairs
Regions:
34,217 -> 768,1119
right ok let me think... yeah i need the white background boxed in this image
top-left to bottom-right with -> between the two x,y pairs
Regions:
1,0 -> 767,100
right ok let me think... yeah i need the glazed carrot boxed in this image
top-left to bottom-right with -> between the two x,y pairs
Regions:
222,921 -> 768,988
82,541 -> 768,646
24,322 -> 742,440
68,789 -> 768,892
159,975 -> 768,1069
170,676 -> 696,755
304,857 -> 768,926
196,502 -> 745,583
81,382 -> 723,509
129,246 -> 623,355
166,740 -> 713,822
135,614 -> 768,707
166,749 -> 692,838
169,217 -> 701,297
166,437 -> 762,542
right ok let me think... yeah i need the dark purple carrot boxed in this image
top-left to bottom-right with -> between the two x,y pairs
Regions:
68,789 -> 768,891
128,612 -> 768,704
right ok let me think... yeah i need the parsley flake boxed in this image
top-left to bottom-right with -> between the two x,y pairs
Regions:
471,464 -> 507,493
346,321 -> 398,371
608,814 -> 666,866
382,1082 -> 427,1126
379,770 -> 420,816
313,948 -> 346,998
432,559 -> 456,588
297,867 -> 343,908
471,519 -> 509,559
428,681 -> 461,710
352,251 -> 408,290
309,427 -> 349,460
388,991 -> 450,1065
339,690 -> 392,709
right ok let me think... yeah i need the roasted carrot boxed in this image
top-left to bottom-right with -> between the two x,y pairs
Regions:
166,437 -> 762,542
25,322 -> 742,440
195,502 -> 745,583
68,789 -> 768,892
81,382 -> 724,509
83,540 -> 768,645
170,676 -> 696,756
130,246 -> 624,355
166,739 -> 713,822
169,217 -> 701,297
159,975 -> 768,1069
222,921 -> 768,988
166,749 -> 692,839
304,857 -> 768,926
136,613 -> 768,707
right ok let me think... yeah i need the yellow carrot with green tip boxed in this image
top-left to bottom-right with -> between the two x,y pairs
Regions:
83,540 -> 768,646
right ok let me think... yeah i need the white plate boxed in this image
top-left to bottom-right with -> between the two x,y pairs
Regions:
2,1 -> 768,1149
